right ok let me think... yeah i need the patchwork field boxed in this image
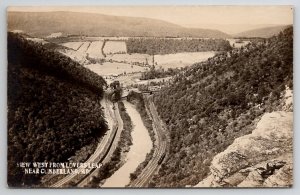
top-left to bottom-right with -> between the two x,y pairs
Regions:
57,39 -> 217,76
107,52 -> 216,69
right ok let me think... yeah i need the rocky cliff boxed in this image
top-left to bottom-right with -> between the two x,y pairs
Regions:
195,110 -> 293,187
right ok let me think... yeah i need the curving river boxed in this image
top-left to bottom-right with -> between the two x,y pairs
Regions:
102,101 -> 152,187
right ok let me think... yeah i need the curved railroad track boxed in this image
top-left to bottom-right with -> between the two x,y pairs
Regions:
51,98 -> 123,188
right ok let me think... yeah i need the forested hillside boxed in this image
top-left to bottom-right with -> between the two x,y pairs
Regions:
126,38 -> 232,55
152,27 -> 293,187
7,33 -> 107,187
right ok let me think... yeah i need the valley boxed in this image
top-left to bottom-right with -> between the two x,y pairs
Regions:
7,8 -> 293,189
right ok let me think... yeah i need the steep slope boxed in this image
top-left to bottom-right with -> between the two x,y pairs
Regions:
196,111 -> 293,187
235,25 -> 291,38
7,11 -> 230,38
7,32 -> 107,187
151,27 -> 293,187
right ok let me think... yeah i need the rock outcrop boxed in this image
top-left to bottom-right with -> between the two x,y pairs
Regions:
195,111 -> 293,187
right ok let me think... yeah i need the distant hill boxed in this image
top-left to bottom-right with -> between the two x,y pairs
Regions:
7,11 -> 230,38
234,25 -> 291,38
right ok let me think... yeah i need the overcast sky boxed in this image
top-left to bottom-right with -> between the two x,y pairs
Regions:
8,6 -> 293,34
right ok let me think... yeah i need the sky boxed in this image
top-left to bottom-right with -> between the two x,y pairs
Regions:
8,6 -> 293,34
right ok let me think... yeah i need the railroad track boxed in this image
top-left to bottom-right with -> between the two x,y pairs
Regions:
77,101 -> 123,187
51,98 -> 123,188
129,95 -> 168,187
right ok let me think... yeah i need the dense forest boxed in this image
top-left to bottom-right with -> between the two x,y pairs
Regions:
126,38 -> 232,55
152,27 -> 293,187
7,32 -> 107,187
140,66 -> 182,80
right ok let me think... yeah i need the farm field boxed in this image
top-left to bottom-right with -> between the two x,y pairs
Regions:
84,62 -> 148,76
56,38 -> 219,72
87,41 -> 104,59
59,49 -> 88,64
154,51 -> 216,69
106,53 -> 152,64
77,42 -> 91,53
103,41 -> 127,54
107,52 -> 216,69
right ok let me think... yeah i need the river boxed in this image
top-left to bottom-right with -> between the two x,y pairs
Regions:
102,101 -> 152,187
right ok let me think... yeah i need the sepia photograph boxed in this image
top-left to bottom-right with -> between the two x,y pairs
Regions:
7,5 -> 293,188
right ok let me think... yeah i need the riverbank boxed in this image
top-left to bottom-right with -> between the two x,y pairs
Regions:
102,101 -> 152,187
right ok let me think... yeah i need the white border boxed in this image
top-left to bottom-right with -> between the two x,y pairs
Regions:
0,1 -> 299,195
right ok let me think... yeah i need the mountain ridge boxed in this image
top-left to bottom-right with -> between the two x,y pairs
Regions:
8,11 -> 230,38
234,25 -> 291,38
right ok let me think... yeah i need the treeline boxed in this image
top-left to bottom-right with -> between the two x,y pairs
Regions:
7,33 -> 108,187
126,38 -> 232,55
152,27 -> 293,187
140,66 -> 182,80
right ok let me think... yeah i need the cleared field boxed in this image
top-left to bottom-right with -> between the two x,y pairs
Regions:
59,42 -> 91,64
84,62 -> 148,76
154,51 -> 216,69
78,42 -> 91,53
59,41 -> 114,64
60,49 -> 88,64
86,41 -> 104,59
107,52 -> 215,69
106,53 -> 151,64
61,42 -> 84,50
59,40 -> 216,75
103,41 -> 127,54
